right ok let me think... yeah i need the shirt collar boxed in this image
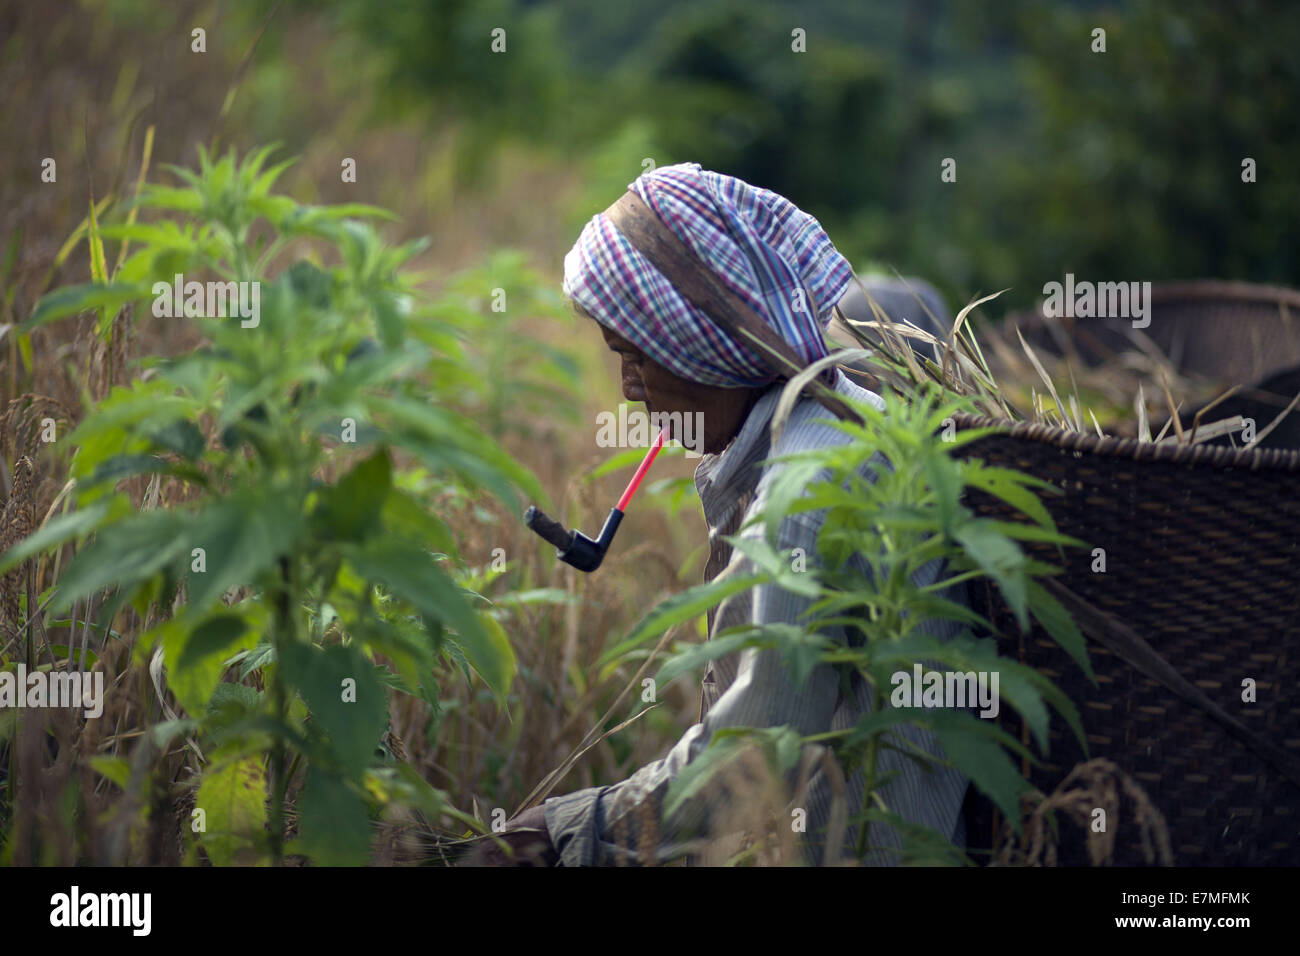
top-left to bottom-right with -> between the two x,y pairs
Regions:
691,384 -> 781,524
693,371 -> 869,526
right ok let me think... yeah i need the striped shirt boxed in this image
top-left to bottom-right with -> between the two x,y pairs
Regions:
543,372 -> 971,866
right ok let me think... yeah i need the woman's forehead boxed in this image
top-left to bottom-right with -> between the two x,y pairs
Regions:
572,299 -> 643,353
595,318 -> 642,353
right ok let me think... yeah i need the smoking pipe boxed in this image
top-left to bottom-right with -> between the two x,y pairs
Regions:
524,426 -> 668,572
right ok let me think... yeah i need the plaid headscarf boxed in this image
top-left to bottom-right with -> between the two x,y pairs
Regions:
562,163 -> 854,388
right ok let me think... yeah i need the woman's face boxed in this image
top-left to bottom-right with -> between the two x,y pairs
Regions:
595,320 -> 763,455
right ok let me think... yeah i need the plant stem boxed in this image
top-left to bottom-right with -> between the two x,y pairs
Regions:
855,684 -> 884,860
267,555 -> 294,865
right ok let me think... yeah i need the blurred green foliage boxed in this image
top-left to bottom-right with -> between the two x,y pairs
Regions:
261,0 -> 1298,308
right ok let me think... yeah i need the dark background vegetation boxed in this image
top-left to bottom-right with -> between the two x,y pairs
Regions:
7,0 -> 1297,316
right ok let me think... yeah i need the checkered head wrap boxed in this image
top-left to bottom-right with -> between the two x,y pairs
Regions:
562,163 -> 854,388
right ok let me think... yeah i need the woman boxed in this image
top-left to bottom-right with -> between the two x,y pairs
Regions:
474,162 -> 969,866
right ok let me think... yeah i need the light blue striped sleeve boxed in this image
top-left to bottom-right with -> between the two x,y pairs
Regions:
543,510 -> 845,866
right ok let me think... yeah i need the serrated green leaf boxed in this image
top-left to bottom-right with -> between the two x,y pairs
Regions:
597,572 -> 765,669
23,281 -> 151,331
934,722 -> 1031,834
89,756 -> 131,789
348,539 -> 515,697
50,510 -> 191,614
952,520 -> 1028,630
961,465 -> 1061,530
164,612 -> 260,716
184,488 -> 303,612
923,450 -> 963,534
195,750 -> 268,866
1027,579 -> 1095,684
312,448 -> 391,542
0,499 -> 116,576
149,418 -> 206,461
280,641 -> 388,778
293,768 -> 370,866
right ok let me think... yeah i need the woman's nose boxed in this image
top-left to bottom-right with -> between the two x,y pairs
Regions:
622,364 -> 647,402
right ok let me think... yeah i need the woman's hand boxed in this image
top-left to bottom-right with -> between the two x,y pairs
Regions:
458,805 -> 556,866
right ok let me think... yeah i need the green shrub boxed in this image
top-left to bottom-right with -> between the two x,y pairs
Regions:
5,145 -> 548,864
640,380 -> 1093,864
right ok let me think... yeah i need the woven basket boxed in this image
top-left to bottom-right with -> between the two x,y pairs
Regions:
954,283 -> 1300,865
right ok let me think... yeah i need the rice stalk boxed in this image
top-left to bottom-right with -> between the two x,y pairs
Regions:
111,124 -> 155,277
1179,415 -> 1244,444
1248,387 -> 1300,447
1016,324 -> 1071,430
1135,383 -> 1151,442
834,282 -> 1011,420
994,758 -> 1173,867
1,456 -> 35,661
1152,403 -> 1182,443
1158,368 -> 1183,443
1187,385 -> 1241,444
1065,362 -> 1085,431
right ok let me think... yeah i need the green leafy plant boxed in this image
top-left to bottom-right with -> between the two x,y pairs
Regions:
631,378 -> 1093,865
3,145 -> 548,864
420,249 -> 583,441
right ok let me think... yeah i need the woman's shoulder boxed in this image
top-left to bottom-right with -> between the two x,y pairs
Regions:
767,371 -> 884,459
743,373 -> 887,541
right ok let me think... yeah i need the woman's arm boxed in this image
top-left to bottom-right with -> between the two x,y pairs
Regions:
544,514 -> 842,866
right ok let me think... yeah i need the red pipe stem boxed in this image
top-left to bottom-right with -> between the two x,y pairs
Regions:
615,426 -> 670,512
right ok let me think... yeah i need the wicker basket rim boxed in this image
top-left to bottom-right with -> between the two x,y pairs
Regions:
1148,279 -> 1300,309
1005,279 -> 1300,315
951,411 -> 1300,471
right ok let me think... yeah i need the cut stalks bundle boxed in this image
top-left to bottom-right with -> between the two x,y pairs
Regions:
830,275 -> 1300,451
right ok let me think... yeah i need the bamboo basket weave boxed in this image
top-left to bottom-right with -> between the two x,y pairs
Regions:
956,282 -> 1300,866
